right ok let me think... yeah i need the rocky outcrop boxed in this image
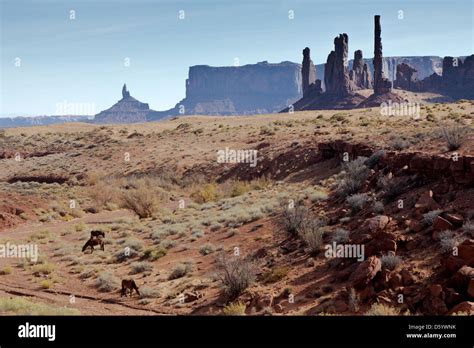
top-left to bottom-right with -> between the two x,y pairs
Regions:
419,55 -> 474,99
373,15 -> 392,95
349,50 -> 372,89
302,47 -> 317,97
93,84 -> 160,124
152,61 -> 303,119
324,34 -> 354,96
314,56 -> 443,86
394,63 -> 418,90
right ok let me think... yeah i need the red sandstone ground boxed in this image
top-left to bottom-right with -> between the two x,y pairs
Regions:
0,96 -> 473,315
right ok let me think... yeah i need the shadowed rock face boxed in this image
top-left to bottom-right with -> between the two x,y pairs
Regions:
373,15 -> 392,95
325,34 -> 354,96
93,84 -> 159,124
393,55 -> 474,99
302,47 -> 317,97
394,63 -> 419,90
301,47 -> 322,98
350,50 -> 372,89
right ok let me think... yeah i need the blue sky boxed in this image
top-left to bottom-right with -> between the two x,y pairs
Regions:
0,0 -> 472,116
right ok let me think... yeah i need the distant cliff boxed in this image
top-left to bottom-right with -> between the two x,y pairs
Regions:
0,115 -> 91,128
149,61 -> 302,119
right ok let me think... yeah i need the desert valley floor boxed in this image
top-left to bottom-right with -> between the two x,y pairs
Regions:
0,92 -> 473,316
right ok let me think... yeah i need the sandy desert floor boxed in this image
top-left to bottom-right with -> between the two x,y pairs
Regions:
0,94 -> 473,315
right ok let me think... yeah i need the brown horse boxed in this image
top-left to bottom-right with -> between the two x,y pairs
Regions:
90,230 -> 105,238
121,279 -> 140,297
81,236 -> 104,253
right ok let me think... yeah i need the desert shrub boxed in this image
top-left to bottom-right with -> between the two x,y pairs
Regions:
422,210 -> 442,227
308,187 -> 328,202
159,239 -> 177,250
378,176 -> 411,203
0,297 -> 79,315
262,267 -> 289,284
88,181 -> 118,212
199,243 -> 215,256
299,219 -> 325,254
365,303 -> 400,316
130,261 -> 153,274
139,286 -> 160,299
348,288 -> 360,312
121,237 -> 144,251
168,262 -> 193,280
223,302 -> 246,316
346,193 -> 369,213
373,201 -> 384,214
336,157 -> 369,197
381,254 -> 402,271
364,150 -> 386,169
114,248 -> 139,262
332,228 -> 350,243
439,231 -> 457,253
281,204 -> 309,236
141,247 -> 167,261
230,181 -> 252,197
463,220 -> 474,237
31,263 -> 55,276
122,181 -> 158,218
190,183 -> 221,203
0,265 -> 13,275
440,124 -> 468,151
389,136 -> 410,151
79,268 -> 96,279
95,272 -> 120,292
210,223 -> 222,232
215,253 -> 255,299
40,279 -> 53,289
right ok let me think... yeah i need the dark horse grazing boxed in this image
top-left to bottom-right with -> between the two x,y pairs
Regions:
81,236 -> 104,253
121,279 -> 140,297
90,230 -> 105,238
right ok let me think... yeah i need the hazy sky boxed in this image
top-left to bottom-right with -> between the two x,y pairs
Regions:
1,0 -> 473,116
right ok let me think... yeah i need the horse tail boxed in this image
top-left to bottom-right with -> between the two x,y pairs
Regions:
82,240 -> 89,252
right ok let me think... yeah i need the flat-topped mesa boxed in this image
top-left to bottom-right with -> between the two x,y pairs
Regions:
350,50 -> 372,89
373,15 -> 392,95
324,33 -> 354,96
301,47 -> 322,97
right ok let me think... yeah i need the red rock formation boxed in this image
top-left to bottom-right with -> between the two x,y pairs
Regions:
301,47 -> 317,97
350,50 -> 372,89
394,63 -> 419,90
325,34 -> 354,96
373,15 -> 392,95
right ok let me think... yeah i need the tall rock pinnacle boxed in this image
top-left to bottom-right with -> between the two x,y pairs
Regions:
373,15 -> 392,94
350,50 -> 372,89
122,84 -> 130,99
302,47 -> 317,97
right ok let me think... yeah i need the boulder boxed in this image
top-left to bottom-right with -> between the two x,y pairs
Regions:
447,301 -> 474,315
433,216 -> 454,231
458,239 -> 474,266
350,256 -> 382,289
414,190 -> 440,213
362,215 -> 390,234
